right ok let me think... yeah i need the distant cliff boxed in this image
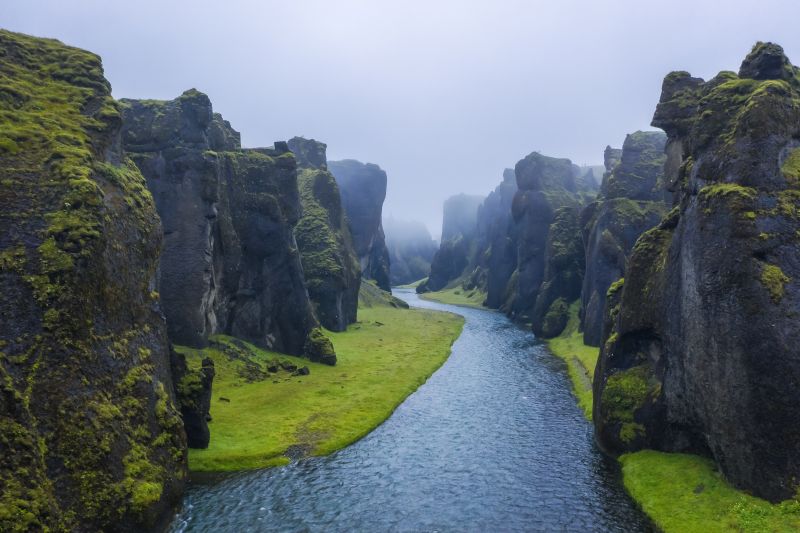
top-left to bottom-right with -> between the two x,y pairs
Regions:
417,193 -> 484,293
329,160 -> 391,291
383,217 -> 438,285
594,42 -> 800,502
0,30 -> 185,531
121,92 -> 335,364
580,131 -> 668,346
288,137 -> 360,331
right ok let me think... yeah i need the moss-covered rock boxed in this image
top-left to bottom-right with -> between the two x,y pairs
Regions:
580,131 -> 669,346
0,30 -> 185,530
289,138 -> 360,332
121,95 -> 323,361
595,42 -> 800,502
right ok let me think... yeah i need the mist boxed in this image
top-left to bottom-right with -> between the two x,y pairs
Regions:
6,0 -> 800,234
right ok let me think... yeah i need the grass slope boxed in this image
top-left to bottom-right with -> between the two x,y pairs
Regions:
183,305 -> 463,472
419,286 -> 487,309
543,303 -> 800,531
621,450 -> 800,532
544,301 -> 599,419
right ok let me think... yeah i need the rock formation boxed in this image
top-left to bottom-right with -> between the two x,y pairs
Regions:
0,30 -> 185,530
510,152 -> 595,324
594,42 -> 800,502
288,137 -> 360,331
417,193 -> 485,293
121,92 -> 335,363
383,217 -> 438,286
328,159 -> 391,291
580,131 -> 668,346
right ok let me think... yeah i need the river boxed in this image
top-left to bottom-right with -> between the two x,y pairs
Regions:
169,289 -> 650,532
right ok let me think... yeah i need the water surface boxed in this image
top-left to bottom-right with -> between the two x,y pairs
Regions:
170,290 -> 650,532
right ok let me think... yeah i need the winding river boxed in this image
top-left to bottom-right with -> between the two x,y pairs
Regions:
170,289 -> 650,532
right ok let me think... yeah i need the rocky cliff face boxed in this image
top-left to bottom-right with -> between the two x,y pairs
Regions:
417,193 -> 485,293
0,30 -> 185,530
478,169 -> 519,310
510,152 -> 594,323
328,160 -> 391,290
383,217 -> 438,286
594,43 -> 800,502
288,137 -> 360,331
580,131 -> 668,346
121,93 -> 334,364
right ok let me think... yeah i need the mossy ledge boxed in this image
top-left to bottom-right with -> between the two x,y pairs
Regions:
0,30 -> 184,531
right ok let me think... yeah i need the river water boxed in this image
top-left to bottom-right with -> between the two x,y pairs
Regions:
169,289 -> 650,532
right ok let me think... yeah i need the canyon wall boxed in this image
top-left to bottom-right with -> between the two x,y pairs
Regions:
0,30 -> 185,531
580,132 -> 668,346
288,137 -> 360,331
593,43 -> 800,501
329,160 -> 392,291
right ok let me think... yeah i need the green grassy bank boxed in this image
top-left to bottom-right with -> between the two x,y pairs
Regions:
181,304 -> 463,472
418,286 -> 487,309
544,301 -> 598,420
544,302 -> 800,531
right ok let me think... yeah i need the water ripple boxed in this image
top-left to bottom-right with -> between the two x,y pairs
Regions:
169,290 -> 651,532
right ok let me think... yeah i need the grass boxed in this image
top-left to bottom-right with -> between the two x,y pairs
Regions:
395,277 -> 427,289
540,304 -> 800,531
419,285 -> 487,309
183,305 -> 463,472
544,301 -> 599,419
621,450 -> 800,532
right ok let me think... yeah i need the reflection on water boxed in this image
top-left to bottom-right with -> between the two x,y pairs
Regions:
170,290 -> 650,532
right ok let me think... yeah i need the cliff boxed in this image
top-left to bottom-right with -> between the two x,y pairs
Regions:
121,93 -> 335,364
593,42 -> 800,502
328,159 -> 391,290
510,152 -> 595,324
383,217 -> 438,285
0,30 -> 185,530
417,193 -> 484,293
580,131 -> 668,346
288,137 -> 360,331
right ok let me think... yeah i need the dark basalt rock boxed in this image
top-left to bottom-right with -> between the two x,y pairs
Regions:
580,131 -> 668,346
121,92 -> 326,361
531,205 -> 585,338
480,169 -> 519,310
0,30 -> 185,530
172,350 -> 215,449
289,137 -> 360,332
510,152 -> 593,323
328,159 -> 392,291
594,42 -> 800,502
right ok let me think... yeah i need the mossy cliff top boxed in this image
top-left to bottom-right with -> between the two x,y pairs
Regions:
595,42 -> 800,503
0,30 -> 185,530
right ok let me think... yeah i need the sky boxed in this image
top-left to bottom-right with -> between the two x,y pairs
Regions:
5,0 -> 800,237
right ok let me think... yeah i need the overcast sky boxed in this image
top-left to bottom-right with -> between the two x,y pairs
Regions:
6,0 -> 800,236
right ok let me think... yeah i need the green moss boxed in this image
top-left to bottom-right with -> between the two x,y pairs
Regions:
184,305 -> 464,471
781,147 -> 800,186
607,277 -> 625,297
698,183 -> 757,214
760,263 -> 790,302
620,450 -> 800,532
600,364 -> 658,443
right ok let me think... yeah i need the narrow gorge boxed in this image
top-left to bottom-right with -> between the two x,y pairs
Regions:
2,13 -> 800,533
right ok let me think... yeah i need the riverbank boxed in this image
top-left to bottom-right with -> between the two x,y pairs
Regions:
180,301 -> 464,472
543,301 -> 598,420
544,304 -> 800,531
418,286 -> 487,309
